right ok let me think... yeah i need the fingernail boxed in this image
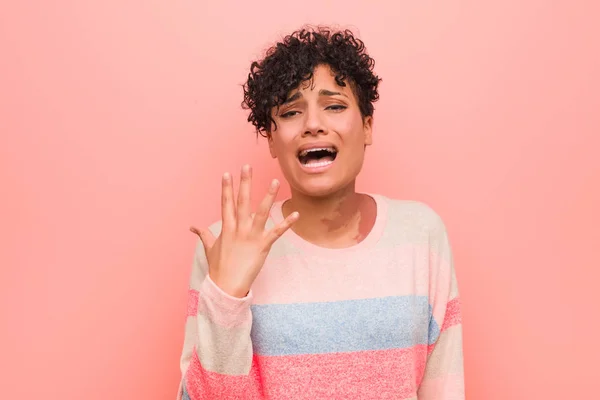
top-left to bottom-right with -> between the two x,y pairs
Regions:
243,164 -> 250,172
271,179 -> 279,188
223,172 -> 230,180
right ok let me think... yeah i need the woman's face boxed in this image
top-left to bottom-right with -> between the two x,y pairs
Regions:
268,64 -> 373,198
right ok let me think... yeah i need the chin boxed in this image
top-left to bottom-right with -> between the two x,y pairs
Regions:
297,185 -> 337,198
291,176 -> 354,198
278,158 -> 363,199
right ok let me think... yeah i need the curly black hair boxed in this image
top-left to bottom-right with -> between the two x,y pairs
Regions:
242,26 -> 381,138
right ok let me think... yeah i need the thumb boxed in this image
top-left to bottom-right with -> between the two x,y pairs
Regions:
189,226 -> 216,254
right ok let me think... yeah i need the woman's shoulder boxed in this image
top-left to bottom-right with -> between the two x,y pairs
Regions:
374,194 -> 448,238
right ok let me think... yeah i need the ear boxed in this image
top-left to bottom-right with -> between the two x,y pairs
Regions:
268,134 -> 277,158
363,116 -> 374,146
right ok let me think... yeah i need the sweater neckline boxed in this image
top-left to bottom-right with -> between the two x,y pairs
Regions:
269,193 -> 388,257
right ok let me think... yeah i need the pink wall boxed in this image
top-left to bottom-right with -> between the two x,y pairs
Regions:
1,1 -> 598,398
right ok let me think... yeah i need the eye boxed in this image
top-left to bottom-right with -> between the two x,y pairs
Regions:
280,110 -> 300,118
326,104 -> 347,111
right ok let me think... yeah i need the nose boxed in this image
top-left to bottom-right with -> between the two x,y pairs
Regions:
302,108 -> 327,137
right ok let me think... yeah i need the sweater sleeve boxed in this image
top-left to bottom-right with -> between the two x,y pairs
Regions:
176,230 -> 263,400
417,215 -> 465,400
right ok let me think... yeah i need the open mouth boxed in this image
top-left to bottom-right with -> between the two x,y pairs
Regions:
297,147 -> 338,168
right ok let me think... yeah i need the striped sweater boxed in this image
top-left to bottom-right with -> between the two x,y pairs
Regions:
177,194 -> 464,399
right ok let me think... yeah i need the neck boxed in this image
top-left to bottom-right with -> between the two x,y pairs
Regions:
282,182 -> 376,248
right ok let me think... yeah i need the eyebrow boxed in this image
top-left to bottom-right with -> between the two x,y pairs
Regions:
283,89 -> 347,103
319,89 -> 346,97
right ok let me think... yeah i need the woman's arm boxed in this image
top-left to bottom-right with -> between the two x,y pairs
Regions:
417,216 -> 465,399
177,232 -> 262,400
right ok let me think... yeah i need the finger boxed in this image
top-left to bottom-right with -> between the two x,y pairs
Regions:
252,178 -> 279,232
221,172 -> 236,233
190,226 -> 216,254
236,165 -> 252,229
264,211 -> 299,247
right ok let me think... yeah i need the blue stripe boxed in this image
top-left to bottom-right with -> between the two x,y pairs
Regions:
428,308 -> 441,346
250,296 -> 439,356
181,382 -> 190,400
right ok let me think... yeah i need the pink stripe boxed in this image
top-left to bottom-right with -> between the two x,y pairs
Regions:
195,277 -> 252,328
185,346 -> 428,400
426,344 -> 436,357
252,244 -> 434,305
187,289 -> 198,317
441,298 -> 461,332
185,350 -> 262,400
195,297 -> 252,329
425,298 -> 461,357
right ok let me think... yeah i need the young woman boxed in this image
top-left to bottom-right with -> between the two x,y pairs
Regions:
178,27 -> 464,400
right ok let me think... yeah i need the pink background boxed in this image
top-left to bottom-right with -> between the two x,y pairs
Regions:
1,1 -> 598,398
